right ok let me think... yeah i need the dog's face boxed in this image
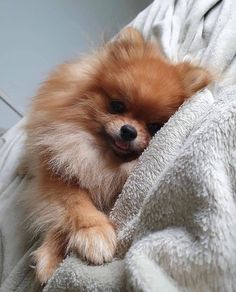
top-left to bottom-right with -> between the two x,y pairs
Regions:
82,57 -> 190,160
32,28 -> 211,163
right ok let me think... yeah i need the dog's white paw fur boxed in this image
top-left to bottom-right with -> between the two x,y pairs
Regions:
68,223 -> 117,264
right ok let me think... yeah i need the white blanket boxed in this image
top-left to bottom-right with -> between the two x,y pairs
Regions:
1,0 -> 236,291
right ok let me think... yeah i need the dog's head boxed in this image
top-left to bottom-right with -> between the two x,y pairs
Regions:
31,27 -> 211,162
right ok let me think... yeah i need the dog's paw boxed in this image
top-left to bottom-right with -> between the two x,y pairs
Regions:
32,245 -> 63,284
68,222 -> 117,264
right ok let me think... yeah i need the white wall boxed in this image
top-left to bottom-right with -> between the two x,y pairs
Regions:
0,0 -> 151,129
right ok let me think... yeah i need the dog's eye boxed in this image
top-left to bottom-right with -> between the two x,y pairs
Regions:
147,123 -> 162,136
110,100 -> 126,114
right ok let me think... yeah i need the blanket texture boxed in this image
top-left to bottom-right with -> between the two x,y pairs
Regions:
1,0 -> 236,291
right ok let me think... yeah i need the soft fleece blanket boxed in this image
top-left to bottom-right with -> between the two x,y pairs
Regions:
1,0 -> 236,291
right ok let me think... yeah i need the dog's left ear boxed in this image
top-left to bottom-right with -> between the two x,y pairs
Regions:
176,62 -> 212,96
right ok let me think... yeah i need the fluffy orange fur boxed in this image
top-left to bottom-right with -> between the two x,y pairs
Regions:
24,27 -> 211,283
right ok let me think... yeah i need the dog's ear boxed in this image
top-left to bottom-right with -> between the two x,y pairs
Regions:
116,27 -> 144,47
106,27 -> 145,61
176,62 -> 212,96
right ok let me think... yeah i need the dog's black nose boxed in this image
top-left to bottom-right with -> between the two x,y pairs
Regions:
120,124 -> 137,141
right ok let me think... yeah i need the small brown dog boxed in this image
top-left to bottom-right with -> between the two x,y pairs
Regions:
24,27 -> 211,283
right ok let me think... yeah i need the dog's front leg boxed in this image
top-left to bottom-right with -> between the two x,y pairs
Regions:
32,175 -> 116,284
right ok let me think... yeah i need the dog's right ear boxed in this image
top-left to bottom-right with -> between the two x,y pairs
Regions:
112,27 -> 166,60
106,27 -> 146,61
116,27 -> 145,47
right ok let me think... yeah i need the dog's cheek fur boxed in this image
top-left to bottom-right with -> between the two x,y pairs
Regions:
26,121 -> 133,209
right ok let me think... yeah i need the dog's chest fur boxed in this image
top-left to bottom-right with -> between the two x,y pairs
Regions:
30,122 -> 135,211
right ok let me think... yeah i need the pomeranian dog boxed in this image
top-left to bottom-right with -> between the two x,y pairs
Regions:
24,27 -> 211,283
